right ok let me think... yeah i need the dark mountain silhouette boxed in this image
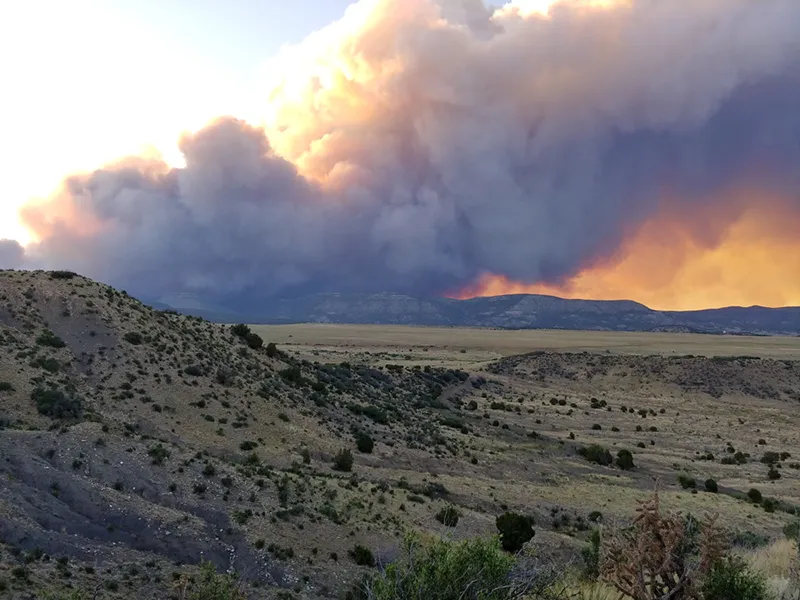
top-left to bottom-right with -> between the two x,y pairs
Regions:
150,292 -> 800,335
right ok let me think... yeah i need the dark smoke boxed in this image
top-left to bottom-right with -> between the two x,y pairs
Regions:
0,240 -> 24,269
3,0 -> 800,308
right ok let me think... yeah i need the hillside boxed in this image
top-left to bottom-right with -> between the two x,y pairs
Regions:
1,270 -> 799,599
152,292 -> 800,335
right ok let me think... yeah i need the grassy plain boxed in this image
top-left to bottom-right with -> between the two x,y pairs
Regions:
254,323 -> 800,368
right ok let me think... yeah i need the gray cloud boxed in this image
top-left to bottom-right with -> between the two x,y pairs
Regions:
9,0 -> 800,306
0,239 -> 24,269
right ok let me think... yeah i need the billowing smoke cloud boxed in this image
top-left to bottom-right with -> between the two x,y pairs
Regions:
0,240 -> 24,269
5,0 -> 800,307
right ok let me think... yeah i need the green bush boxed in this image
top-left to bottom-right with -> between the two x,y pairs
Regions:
747,488 -> 763,503
578,444 -> 613,466
347,534 -> 516,600
182,560 -> 246,600
704,478 -> 719,493
701,557 -> 769,600
349,545 -> 375,567
49,270 -> 78,279
0,381 -> 14,392
495,512 -> 535,553
230,324 -> 251,338
32,387 -> 82,419
266,342 -> 279,358
123,331 -> 143,345
581,529 -> 601,580
245,332 -> 263,349
677,473 -> 696,489
435,506 -> 460,527
355,432 -> 374,454
615,449 -> 635,470
148,443 -> 170,466
36,330 -> 66,348
783,519 -> 800,540
230,324 -> 262,349
333,448 -> 354,472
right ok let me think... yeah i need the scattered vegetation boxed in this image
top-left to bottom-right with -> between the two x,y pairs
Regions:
495,512 -> 535,553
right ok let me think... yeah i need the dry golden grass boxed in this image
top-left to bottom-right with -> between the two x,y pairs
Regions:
254,323 -> 800,368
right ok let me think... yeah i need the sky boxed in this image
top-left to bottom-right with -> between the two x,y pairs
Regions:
1,0 -> 798,310
0,0 -> 356,242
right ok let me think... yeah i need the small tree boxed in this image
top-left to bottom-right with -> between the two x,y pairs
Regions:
495,512 -> 535,553
266,342 -> 279,358
333,448 -> 354,472
578,444 -> 613,466
355,432 -> 374,454
436,506 -> 460,527
615,449 -> 635,470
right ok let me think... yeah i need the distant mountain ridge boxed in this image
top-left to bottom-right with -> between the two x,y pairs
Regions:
149,292 -> 800,335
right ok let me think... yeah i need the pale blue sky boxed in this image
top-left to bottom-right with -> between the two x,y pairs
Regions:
0,0 -> 360,241
103,0 -> 359,79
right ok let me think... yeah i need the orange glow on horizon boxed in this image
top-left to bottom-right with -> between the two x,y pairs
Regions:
451,198 -> 800,311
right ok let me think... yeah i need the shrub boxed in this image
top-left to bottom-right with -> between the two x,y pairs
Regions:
760,451 -> 780,465
677,473 -> 696,489
731,530 -> 770,549
230,323 -> 263,349
615,449 -> 635,470
36,330 -> 66,348
184,365 -> 204,377
355,433 -> 374,454
49,270 -> 77,279
349,545 -> 375,567
495,512 -> 535,553
266,342 -> 279,358
245,332 -> 263,349
767,467 -> 781,480
747,488 -> 763,503
32,387 -> 82,419
177,560 -> 246,600
701,557 -> 769,600
230,324 -> 251,338
436,506 -> 460,527
704,478 -> 719,493
30,356 -> 60,373
582,529 -> 601,580
333,448 -> 354,472
346,533 -> 516,600
123,332 -> 143,345
148,443 -> 170,466
0,381 -> 14,392
578,444 -> 613,466
588,511 -> 603,523
783,519 -> 800,540
602,489 -> 727,600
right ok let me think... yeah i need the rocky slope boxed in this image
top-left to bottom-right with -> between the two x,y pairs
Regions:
2,270 -> 798,599
0,270 -> 482,598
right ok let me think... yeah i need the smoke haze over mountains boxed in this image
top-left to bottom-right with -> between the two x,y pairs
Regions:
3,0 -> 800,310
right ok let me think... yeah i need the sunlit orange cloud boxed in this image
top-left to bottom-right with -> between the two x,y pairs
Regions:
452,191 -> 800,311
19,155 -> 172,243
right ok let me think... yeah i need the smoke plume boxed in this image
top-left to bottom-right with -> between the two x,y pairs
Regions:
5,0 -> 800,309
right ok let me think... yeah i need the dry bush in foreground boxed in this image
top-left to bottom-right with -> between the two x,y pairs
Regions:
601,487 -> 725,600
